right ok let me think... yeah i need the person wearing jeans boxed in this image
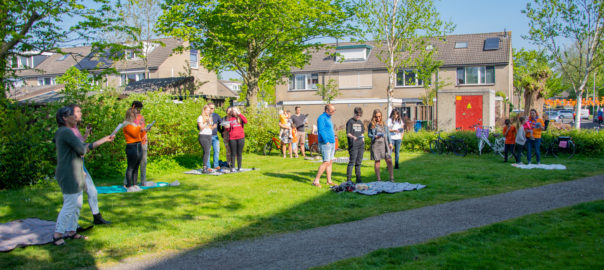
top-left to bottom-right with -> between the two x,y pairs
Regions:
208,103 -> 222,170
526,109 -> 545,165
53,105 -> 114,245
387,110 -> 404,169
313,104 -> 336,187
346,107 -> 365,183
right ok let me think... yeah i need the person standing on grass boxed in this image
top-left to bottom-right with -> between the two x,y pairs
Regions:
221,107 -> 233,167
290,106 -> 307,158
278,110 -> 292,158
526,109 -> 545,165
598,108 -> 603,125
124,108 -> 148,191
226,107 -> 247,172
312,104 -> 336,187
208,103 -> 223,170
502,119 -> 518,163
69,105 -> 111,225
387,110 -> 404,169
514,116 -> 527,164
346,107 -> 365,184
53,106 -> 115,246
123,101 -> 148,186
291,120 -> 298,159
368,109 -> 394,182
197,105 -> 214,173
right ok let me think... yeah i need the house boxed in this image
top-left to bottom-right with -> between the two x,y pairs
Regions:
275,32 -> 513,131
9,38 -> 224,103
219,80 -> 242,93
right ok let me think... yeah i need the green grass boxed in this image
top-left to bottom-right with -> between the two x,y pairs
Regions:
1,152 -> 603,269
316,200 -> 604,269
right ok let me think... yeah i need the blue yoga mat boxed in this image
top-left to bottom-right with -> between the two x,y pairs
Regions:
96,182 -> 171,194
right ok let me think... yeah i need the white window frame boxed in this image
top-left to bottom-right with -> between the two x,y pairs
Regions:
395,69 -> 424,87
190,50 -> 199,69
120,71 -> 146,86
124,50 -> 139,60
455,42 -> 468,49
289,73 -> 319,91
456,66 -> 495,85
38,77 -> 55,86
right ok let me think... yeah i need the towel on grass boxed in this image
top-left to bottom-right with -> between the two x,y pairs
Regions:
0,218 -> 55,252
184,168 -> 257,176
354,181 -> 426,196
311,157 -> 369,163
96,181 -> 175,194
511,163 -> 566,170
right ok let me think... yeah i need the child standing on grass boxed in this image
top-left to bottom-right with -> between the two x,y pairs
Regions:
291,121 -> 298,158
514,116 -> 527,164
502,119 -> 518,163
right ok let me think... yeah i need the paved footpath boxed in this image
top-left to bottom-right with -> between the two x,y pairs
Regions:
105,175 -> 604,270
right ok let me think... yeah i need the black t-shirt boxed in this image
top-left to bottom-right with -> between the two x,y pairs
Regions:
346,118 -> 365,146
290,114 -> 306,132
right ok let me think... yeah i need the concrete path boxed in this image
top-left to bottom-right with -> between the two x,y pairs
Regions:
104,175 -> 604,270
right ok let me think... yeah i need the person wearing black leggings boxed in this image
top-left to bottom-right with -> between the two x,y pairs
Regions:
123,108 -> 146,192
225,107 -> 248,171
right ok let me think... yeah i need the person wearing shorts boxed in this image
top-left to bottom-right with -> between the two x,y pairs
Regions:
312,104 -> 336,187
290,106 -> 307,158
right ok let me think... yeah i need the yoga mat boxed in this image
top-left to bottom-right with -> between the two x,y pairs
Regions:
97,182 -> 171,194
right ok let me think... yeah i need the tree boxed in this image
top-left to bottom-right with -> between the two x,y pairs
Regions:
122,0 -> 163,78
158,0 -> 355,108
513,49 -> 553,116
0,0 -> 134,99
523,0 -> 604,129
356,0 -> 454,115
315,79 -> 340,104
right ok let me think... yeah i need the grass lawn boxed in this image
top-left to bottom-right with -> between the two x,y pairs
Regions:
1,151 -> 603,269
316,200 -> 604,269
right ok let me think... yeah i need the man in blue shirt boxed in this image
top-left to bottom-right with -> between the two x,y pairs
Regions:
312,104 -> 336,187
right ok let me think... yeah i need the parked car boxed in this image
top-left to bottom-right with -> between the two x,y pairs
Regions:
557,109 -> 574,119
580,108 -> 590,119
545,111 -> 562,123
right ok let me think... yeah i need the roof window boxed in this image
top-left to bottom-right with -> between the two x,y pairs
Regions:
335,44 -> 372,62
484,37 -> 500,50
454,42 -> 468,49
57,54 -> 68,61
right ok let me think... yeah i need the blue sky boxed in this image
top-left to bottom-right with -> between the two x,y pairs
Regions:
221,0 -> 536,80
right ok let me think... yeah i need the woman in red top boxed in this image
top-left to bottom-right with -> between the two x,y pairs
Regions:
226,107 -> 247,172
502,119 -> 518,163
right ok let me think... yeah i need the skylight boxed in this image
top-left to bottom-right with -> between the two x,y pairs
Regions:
454,42 -> 468,49
57,54 -> 68,61
484,38 -> 500,50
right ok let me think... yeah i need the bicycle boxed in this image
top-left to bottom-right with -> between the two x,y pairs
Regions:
549,136 -> 576,159
262,131 -> 282,156
472,124 -> 504,157
429,131 -> 468,157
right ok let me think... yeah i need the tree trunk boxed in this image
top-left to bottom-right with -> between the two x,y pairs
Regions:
523,90 -> 544,117
575,90 -> 583,129
245,42 -> 260,109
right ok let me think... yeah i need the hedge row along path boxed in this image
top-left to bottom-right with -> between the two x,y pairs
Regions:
104,175 -> 604,270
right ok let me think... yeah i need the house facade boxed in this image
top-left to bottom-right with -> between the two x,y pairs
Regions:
275,32 -> 513,131
9,38 -> 221,102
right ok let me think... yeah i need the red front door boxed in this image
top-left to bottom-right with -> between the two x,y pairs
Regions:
456,95 -> 483,130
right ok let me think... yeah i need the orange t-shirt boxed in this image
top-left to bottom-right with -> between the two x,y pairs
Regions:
135,114 -> 147,145
503,126 -> 517,144
527,118 -> 545,139
123,124 -> 142,144
292,128 -> 298,143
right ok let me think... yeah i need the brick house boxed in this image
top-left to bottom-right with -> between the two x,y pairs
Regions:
275,32 -> 513,131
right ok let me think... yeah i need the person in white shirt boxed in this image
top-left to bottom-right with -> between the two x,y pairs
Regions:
197,105 -> 216,173
388,110 -> 404,169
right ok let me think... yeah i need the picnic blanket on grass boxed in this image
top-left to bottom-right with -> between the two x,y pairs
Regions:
511,163 -> 566,170
0,218 -> 55,252
354,181 -> 426,196
184,168 -> 258,176
96,181 -> 177,194
311,157 -> 369,163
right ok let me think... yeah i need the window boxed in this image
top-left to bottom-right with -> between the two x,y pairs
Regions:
426,44 -> 434,50
338,71 -> 372,89
124,50 -> 137,60
456,66 -> 495,85
396,69 -> 424,87
484,38 -> 500,51
289,73 -> 319,90
190,49 -> 199,68
38,77 -> 55,86
455,42 -> 468,49
335,45 -> 372,62
120,72 -> 145,86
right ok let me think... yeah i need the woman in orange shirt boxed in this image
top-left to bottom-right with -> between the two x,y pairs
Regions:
502,119 -> 518,163
123,108 -> 147,192
526,109 -> 545,165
